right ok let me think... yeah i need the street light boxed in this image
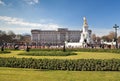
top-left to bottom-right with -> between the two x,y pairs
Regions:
1,40 -> 4,51
63,41 -> 66,52
113,24 -> 119,48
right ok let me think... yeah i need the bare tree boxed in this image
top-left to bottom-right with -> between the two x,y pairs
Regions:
91,34 -> 96,41
118,36 -> 120,43
108,31 -> 115,41
101,31 -> 115,42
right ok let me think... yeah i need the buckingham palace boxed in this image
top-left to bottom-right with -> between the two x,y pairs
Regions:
31,28 -> 84,46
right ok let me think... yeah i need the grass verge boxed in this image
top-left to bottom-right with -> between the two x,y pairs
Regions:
0,67 -> 120,81
1,50 -> 120,59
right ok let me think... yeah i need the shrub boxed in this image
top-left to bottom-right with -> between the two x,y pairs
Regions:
18,51 -> 77,56
30,48 -> 120,54
0,51 -> 11,54
0,57 -> 120,71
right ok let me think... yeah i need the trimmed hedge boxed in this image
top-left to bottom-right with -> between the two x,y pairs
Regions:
68,48 -> 120,53
0,57 -> 120,71
30,48 -> 120,54
0,51 -> 11,54
18,51 -> 77,56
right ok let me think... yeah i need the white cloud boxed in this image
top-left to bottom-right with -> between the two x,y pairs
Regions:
39,19 -> 54,23
33,0 -> 39,3
0,27 -> 32,34
0,16 -> 61,34
1,16 -> 119,36
24,0 -> 39,5
0,0 -> 5,5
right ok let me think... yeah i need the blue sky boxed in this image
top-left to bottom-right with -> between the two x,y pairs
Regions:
0,0 -> 120,36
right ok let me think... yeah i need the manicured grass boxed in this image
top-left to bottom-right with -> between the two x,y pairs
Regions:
0,50 -> 120,59
0,67 -> 120,81
18,51 -> 77,56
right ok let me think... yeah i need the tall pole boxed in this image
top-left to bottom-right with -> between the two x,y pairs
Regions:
63,41 -> 66,52
1,40 -> 4,51
113,24 -> 119,48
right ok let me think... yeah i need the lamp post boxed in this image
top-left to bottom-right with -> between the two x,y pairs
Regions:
113,24 -> 119,48
63,41 -> 66,52
1,40 -> 4,51
26,43 -> 30,52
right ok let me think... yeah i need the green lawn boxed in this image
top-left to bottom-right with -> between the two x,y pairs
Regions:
1,51 -> 120,81
0,50 -> 120,59
0,67 -> 120,81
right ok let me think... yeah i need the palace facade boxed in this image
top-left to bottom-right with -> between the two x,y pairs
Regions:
31,28 -> 82,45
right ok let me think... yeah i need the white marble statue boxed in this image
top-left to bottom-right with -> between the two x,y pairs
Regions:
65,17 -> 92,48
80,17 -> 92,44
